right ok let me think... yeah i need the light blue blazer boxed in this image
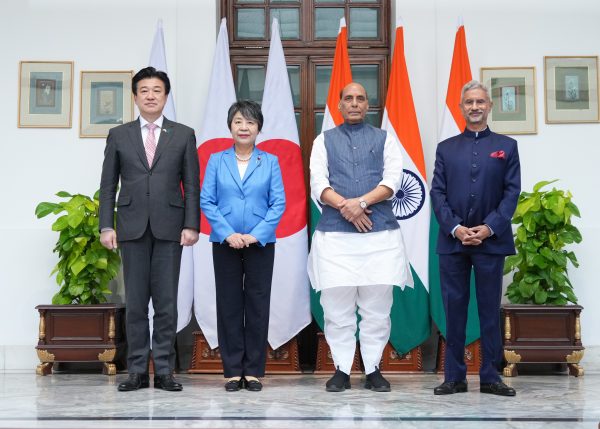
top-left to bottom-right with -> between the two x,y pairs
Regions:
200,147 -> 286,246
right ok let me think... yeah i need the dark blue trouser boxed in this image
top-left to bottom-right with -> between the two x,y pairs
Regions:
212,242 -> 275,378
439,253 -> 504,383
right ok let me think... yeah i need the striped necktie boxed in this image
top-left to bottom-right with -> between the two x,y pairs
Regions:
144,123 -> 158,167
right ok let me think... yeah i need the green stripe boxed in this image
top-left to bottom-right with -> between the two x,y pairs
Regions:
389,268 -> 431,354
309,200 -> 325,329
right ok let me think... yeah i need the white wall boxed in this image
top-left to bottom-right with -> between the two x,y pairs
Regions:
1,0 -> 599,371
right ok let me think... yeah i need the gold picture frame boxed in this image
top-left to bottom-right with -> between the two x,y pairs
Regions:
544,56 -> 599,124
480,67 -> 537,135
18,61 -> 73,128
80,70 -> 134,138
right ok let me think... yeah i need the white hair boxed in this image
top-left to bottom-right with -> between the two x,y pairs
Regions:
461,80 -> 491,101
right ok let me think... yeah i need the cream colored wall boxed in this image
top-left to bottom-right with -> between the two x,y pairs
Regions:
0,0 -> 598,371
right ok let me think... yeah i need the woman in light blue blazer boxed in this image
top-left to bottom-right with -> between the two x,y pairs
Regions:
200,100 -> 285,392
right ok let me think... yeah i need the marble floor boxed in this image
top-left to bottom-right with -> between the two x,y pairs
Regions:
0,372 -> 599,429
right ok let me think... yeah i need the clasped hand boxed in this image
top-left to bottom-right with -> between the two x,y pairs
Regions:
338,198 -> 372,233
226,233 -> 258,249
455,225 -> 491,246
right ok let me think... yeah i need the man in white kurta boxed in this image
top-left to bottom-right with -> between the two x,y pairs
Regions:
308,83 -> 411,392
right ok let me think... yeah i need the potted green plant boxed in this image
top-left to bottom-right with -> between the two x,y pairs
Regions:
502,180 -> 584,377
34,190 -> 126,376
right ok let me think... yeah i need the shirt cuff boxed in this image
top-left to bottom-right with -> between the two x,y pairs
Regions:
377,180 -> 398,200
451,224 -> 460,238
313,184 -> 333,205
485,224 -> 494,236
101,227 -> 114,233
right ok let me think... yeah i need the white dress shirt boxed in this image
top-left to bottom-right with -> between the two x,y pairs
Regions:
139,115 -> 164,145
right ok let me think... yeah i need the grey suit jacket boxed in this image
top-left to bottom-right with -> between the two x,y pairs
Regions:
99,118 -> 200,242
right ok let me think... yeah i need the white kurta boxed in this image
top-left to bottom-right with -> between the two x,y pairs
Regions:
307,130 -> 413,292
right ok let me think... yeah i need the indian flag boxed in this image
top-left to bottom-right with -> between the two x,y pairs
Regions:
430,18 -> 481,344
309,18 -> 353,328
381,19 -> 431,353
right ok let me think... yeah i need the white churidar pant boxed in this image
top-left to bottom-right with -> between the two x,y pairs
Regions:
320,284 -> 393,375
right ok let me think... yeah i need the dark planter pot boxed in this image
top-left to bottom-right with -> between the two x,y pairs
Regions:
501,304 -> 584,377
35,304 -> 126,376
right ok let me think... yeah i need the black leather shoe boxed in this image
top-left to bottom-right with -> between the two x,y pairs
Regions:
326,368 -> 350,392
480,381 -> 516,396
245,378 -> 263,392
154,374 -> 183,391
364,367 -> 391,392
118,373 -> 149,391
434,380 -> 468,395
225,378 -> 245,392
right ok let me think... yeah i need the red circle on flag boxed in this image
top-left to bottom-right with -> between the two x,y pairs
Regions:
197,137 -> 234,234
257,139 -> 307,239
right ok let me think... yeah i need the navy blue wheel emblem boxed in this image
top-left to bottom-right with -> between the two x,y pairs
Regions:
392,169 -> 425,220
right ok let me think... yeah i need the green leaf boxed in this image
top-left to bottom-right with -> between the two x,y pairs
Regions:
52,293 -> 73,305
518,280 -> 535,298
35,202 -> 60,218
532,255 -> 548,269
73,237 -> 88,246
67,208 -> 85,228
71,257 -> 88,276
94,258 -> 108,269
533,179 -> 558,193
56,191 -> 72,198
534,289 -> 548,304
51,216 -> 69,231
565,288 -> 578,304
566,202 -> 581,218
68,283 -> 85,296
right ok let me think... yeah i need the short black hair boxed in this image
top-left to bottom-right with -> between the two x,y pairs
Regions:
132,67 -> 171,95
227,100 -> 263,131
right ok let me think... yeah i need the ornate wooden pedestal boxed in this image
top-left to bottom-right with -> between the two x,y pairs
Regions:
437,337 -> 482,375
188,330 -> 300,374
502,305 -> 584,377
35,304 -> 126,376
379,342 -> 423,373
314,332 -> 423,373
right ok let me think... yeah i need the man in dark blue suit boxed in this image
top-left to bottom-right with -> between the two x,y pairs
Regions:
431,80 -> 521,396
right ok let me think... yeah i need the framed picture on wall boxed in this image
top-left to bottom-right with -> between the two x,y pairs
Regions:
544,56 -> 599,123
18,61 -> 74,128
480,67 -> 537,134
80,71 -> 134,138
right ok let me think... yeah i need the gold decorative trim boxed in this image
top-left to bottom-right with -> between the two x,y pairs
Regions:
268,347 -> 289,361
504,315 -> 511,341
566,350 -> 584,364
98,348 -> 116,362
504,350 -> 522,364
103,362 -> 116,376
569,363 -> 584,377
38,313 -> 46,341
503,364 -> 517,377
37,349 -> 55,362
36,362 -> 52,376
575,316 -> 581,341
108,314 -> 115,340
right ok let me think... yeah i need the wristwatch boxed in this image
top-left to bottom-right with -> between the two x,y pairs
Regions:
359,198 -> 368,210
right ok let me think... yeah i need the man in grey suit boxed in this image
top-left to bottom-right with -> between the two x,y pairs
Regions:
99,67 -> 200,392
